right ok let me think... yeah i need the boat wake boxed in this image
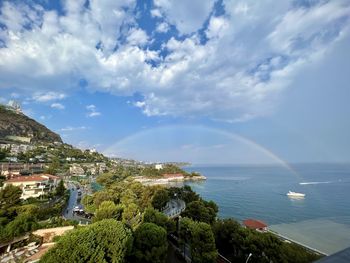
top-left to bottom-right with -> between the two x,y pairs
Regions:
299,181 -> 331,185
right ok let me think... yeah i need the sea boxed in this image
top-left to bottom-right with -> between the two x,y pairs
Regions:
183,163 -> 350,255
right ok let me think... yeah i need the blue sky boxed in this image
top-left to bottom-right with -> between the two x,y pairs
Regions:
0,0 -> 349,164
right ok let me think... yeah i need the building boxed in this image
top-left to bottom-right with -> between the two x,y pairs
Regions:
69,164 -> 85,175
3,174 -> 60,199
155,164 -> 163,170
0,163 -> 45,177
243,219 -> 268,232
7,100 -> 23,114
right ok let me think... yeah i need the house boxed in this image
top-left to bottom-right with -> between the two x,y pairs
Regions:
4,174 -> 60,199
155,164 -> 163,170
243,219 -> 268,232
69,164 -> 85,175
0,163 -> 45,176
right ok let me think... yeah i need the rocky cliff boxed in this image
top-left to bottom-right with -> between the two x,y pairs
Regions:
0,105 -> 62,143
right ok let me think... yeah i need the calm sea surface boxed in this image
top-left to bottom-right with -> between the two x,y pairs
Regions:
184,163 -> 350,226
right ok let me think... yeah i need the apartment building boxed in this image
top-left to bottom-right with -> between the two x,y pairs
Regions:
4,174 -> 60,199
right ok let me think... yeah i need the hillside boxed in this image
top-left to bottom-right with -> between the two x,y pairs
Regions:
0,105 -> 62,143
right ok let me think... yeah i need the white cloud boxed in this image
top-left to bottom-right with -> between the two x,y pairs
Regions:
126,28 -> 149,46
0,0 -> 349,122
267,1 -> 350,54
33,92 -> 66,102
153,0 -> 215,35
150,9 -> 162,18
86,104 -> 96,111
51,102 -> 65,110
134,101 -> 145,108
206,16 -> 229,39
75,140 -> 102,151
86,104 -> 101,117
87,111 -> 101,117
60,126 -> 88,132
156,22 -> 170,33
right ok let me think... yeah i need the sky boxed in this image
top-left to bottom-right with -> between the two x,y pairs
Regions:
0,0 -> 349,164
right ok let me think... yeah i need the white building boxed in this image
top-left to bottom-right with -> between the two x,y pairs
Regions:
155,164 -> 163,170
69,164 -> 85,175
4,174 -> 60,199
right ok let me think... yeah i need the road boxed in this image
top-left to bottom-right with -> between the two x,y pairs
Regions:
63,181 -> 90,223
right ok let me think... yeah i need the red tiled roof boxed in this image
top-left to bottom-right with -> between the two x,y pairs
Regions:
243,219 -> 267,229
41,174 -> 60,179
5,174 -> 59,183
6,175 -> 47,183
162,173 -> 184,178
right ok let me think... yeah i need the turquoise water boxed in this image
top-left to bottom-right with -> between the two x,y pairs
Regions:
184,163 -> 350,253
184,163 -> 350,225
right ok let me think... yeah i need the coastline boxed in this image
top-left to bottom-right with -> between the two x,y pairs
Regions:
268,229 -> 327,256
133,175 -> 206,186
183,164 -> 350,257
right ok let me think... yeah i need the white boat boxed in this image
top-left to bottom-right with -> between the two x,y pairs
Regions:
287,191 -> 305,198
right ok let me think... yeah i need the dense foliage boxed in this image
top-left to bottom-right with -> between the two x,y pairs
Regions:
16,144 -> 108,172
0,184 -> 22,212
151,188 -> 170,210
40,219 -> 133,263
0,184 -> 70,243
83,180 -> 164,229
168,185 -> 200,204
143,207 -> 176,234
212,218 -> 322,263
93,200 -> 123,222
179,217 -> 218,263
181,199 -> 218,224
132,222 -> 168,263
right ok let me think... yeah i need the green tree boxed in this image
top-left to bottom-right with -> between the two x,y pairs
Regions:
212,218 -> 244,259
120,189 -> 137,205
169,186 -> 199,204
93,201 -> 123,222
93,190 -> 115,208
16,204 -> 39,217
280,242 -> 322,263
212,218 -> 321,263
96,172 -> 116,187
182,200 -> 218,224
122,203 -> 141,229
0,175 -> 5,187
0,149 -> 8,161
40,219 -> 133,263
45,157 -> 60,175
151,188 -> 170,210
143,207 -> 176,234
55,180 -> 65,196
0,214 -> 38,242
0,185 -> 22,212
82,195 -> 96,213
179,218 -> 217,263
132,223 -> 168,263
